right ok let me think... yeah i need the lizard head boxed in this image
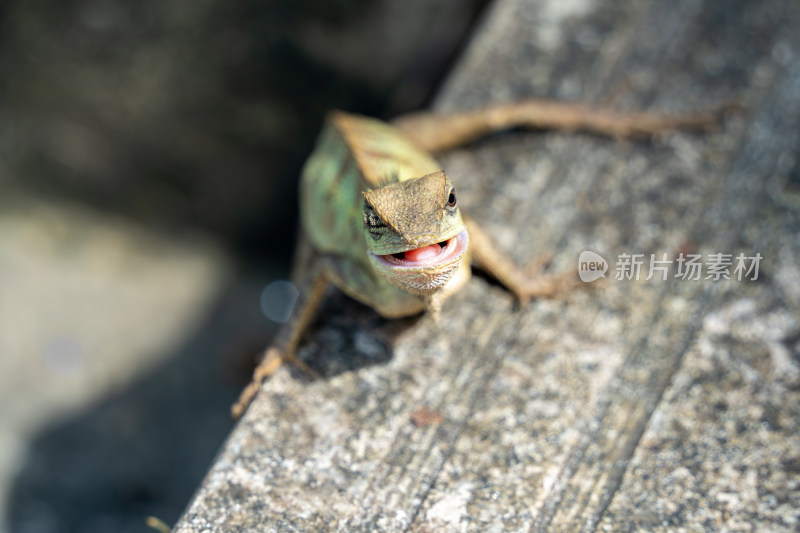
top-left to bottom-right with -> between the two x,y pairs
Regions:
362,170 -> 469,296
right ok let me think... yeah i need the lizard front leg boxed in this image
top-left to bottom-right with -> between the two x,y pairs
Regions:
231,263 -> 329,419
392,98 -> 731,154
464,216 -> 578,306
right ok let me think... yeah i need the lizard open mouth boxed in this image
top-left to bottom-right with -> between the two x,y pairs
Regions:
368,230 -> 468,294
374,229 -> 468,269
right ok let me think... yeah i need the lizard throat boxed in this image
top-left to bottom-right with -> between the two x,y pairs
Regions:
368,230 -> 469,295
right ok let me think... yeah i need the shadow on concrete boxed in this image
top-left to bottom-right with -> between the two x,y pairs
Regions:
6,275 -> 416,533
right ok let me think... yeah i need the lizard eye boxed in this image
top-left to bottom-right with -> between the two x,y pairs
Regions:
363,202 -> 385,240
447,188 -> 457,207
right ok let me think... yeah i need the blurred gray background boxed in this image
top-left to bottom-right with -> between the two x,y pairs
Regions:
0,1 -> 490,531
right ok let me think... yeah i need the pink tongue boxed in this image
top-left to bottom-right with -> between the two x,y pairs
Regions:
404,244 -> 442,262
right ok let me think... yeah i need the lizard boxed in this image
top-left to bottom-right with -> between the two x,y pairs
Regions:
231,97 -> 724,419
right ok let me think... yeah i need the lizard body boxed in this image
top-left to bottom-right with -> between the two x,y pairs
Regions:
299,112 -> 467,319
232,99 -> 722,418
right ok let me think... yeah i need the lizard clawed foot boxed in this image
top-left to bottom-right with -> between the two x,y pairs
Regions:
505,251 -> 603,305
510,270 -> 584,306
231,347 -> 320,419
